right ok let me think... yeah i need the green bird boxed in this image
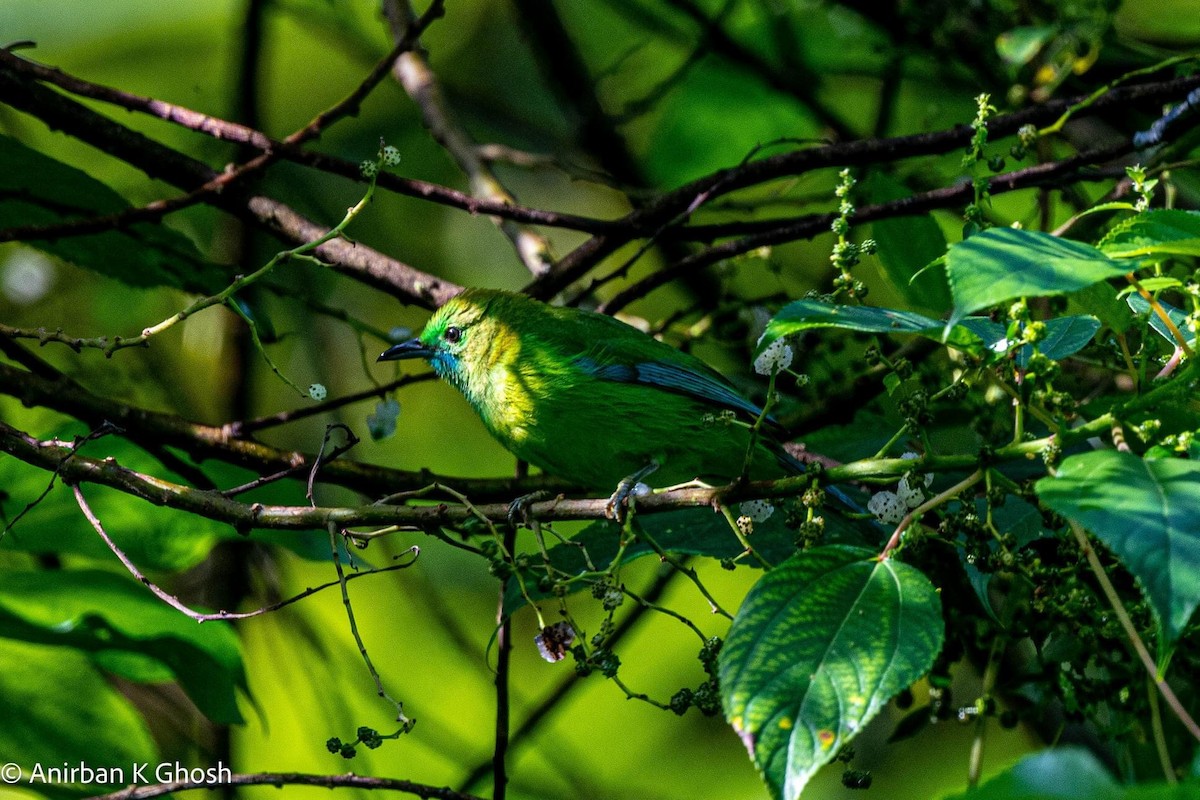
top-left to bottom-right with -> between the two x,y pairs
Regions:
378,288 -> 811,516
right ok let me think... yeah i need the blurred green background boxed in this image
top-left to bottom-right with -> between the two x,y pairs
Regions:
2,0 -> 1194,798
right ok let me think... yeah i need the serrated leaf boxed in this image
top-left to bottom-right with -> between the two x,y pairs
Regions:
1036,450 -> 1200,642
1127,293 -> 1197,348
0,133 -> 225,293
718,546 -> 943,800
0,568 -> 247,723
946,228 -> 1132,327
1099,209 -> 1200,259
0,640 -> 158,795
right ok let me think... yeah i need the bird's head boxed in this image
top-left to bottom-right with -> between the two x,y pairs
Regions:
377,290 -> 497,386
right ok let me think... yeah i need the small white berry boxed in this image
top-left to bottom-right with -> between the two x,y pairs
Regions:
308,383 -> 328,401
382,145 -> 401,166
754,335 -> 794,375
739,499 -> 775,523
360,160 -> 378,178
897,476 -> 925,508
868,491 -> 906,525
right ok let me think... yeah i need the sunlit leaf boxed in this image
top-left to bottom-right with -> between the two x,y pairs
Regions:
719,546 -> 943,800
947,228 -> 1131,327
1099,209 -> 1200,259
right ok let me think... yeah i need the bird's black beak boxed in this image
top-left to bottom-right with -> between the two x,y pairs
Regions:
378,338 -> 435,362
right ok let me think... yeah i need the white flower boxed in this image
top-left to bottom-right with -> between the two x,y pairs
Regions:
739,499 -> 775,523
754,336 -> 794,376
868,491 -> 906,524
897,476 -> 925,508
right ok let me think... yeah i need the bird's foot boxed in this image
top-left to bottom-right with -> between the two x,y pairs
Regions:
605,481 -> 652,523
605,462 -> 660,523
507,490 -> 552,528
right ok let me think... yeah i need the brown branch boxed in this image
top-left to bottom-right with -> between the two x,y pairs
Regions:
0,359 -> 570,503
87,771 -> 484,800
383,0 -> 555,277
530,71 -> 1200,298
599,142 -> 1128,313
0,62 -> 458,308
0,41 -> 613,244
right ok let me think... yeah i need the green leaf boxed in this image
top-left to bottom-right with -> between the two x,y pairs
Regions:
1015,315 -> 1101,367
1127,293 -> 1197,349
865,172 -> 951,312
1036,450 -> 1200,642
1099,209 -> 1200,259
0,133 -> 225,293
0,568 -> 247,723
0,640 -> 158,794
718,546 -> 943,800
0,451 -> 226,571
996,25 -> 1057,67
943,746 -> 1200,799
946,228 -> 1132,327
760,300 -> 991,355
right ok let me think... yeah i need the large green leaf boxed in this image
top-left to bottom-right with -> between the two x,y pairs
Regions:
943,746 -> 1200,799
0,640 -> 158,795
0,133 -> 224,293
1036,451 -> 1200,642
1099,209 -> 1200,259
0,568 -> 247,723
718,546 -> 943,800
947,228 -> 1133,326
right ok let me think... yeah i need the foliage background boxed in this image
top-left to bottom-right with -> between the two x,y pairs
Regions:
1,1 -> 1197,799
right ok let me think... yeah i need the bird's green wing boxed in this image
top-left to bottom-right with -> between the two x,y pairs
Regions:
581,358 -> 767,421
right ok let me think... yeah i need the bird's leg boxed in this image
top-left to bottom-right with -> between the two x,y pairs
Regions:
507,490 -> 553,528
605,461 -> 659,523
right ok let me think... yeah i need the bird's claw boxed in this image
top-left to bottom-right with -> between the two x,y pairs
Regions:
605,480 -> 651,524
507,490 -> 551,528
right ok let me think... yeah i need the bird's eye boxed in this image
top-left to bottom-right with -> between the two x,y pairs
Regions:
444,325 -> 462,344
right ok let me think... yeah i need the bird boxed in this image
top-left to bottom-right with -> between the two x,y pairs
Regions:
377,288 -> 815,518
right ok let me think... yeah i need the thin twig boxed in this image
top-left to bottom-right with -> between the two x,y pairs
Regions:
74,482 -> 419,622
